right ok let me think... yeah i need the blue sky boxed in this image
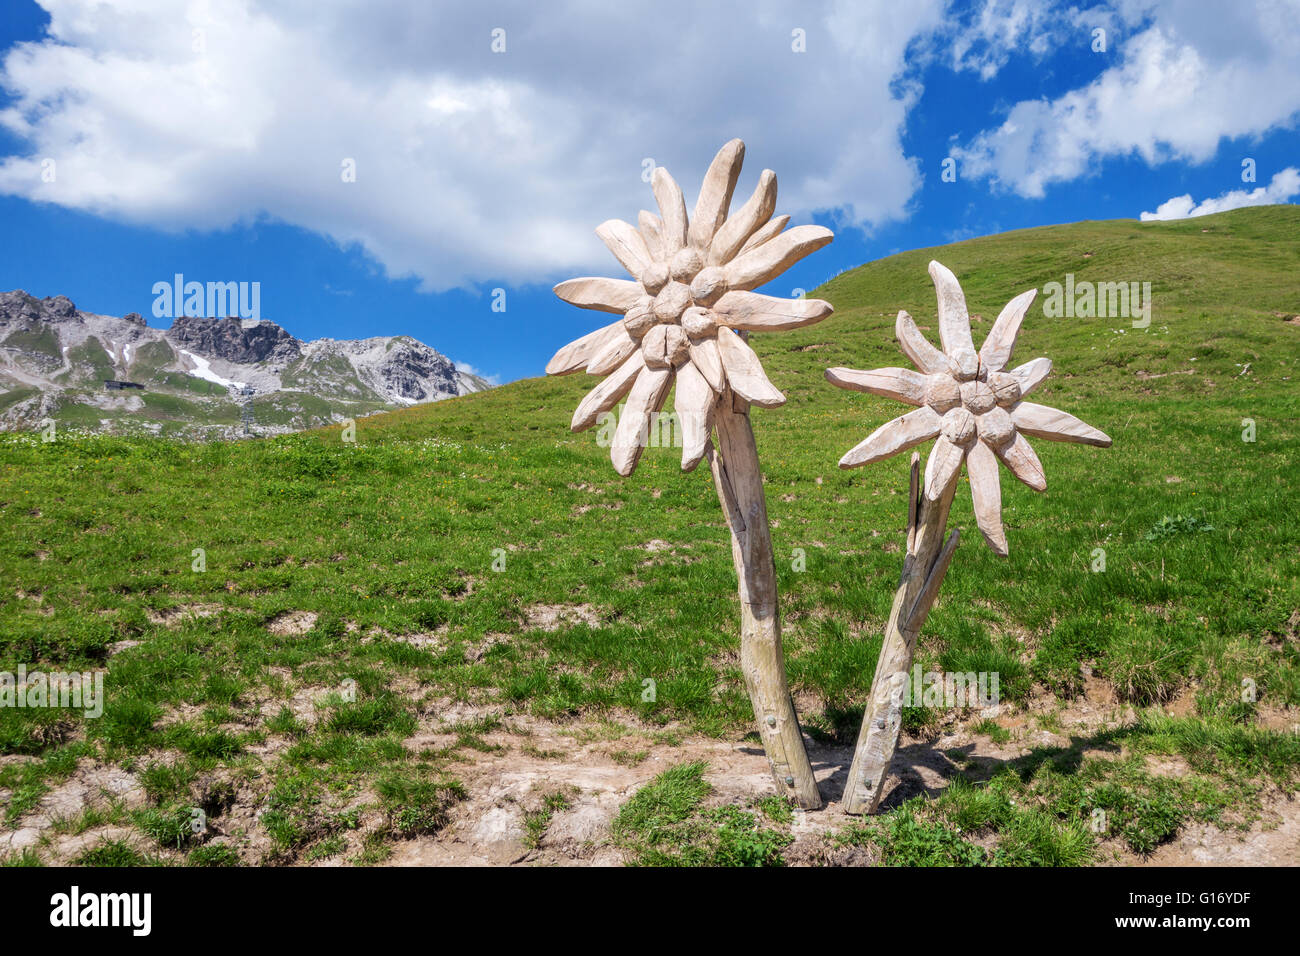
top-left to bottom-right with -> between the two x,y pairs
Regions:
1,1 -> 1297,384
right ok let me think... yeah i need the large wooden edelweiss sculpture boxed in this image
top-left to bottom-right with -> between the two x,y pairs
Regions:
546,140 -> 833,808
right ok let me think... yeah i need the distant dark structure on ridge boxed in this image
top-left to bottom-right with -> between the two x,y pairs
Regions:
237,384 -> 255,436
104,380 -> 144,390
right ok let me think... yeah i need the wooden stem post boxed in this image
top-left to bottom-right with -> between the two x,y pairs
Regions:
706,390 -> 821,810
841,452 -> 961,814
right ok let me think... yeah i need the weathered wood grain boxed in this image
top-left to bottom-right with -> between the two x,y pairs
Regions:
709,393 -> 821,809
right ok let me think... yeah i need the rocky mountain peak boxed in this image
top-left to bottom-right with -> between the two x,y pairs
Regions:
0,290 -> 81,326
167,315 -> 302,366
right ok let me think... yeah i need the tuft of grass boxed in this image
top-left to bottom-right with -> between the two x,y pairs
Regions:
135,804 -> 197,849
0,848 -> 44,867
873,806 -> 991,867
323,694 -> 416,737
523,791 -> 572,849
377,775 -> 466,839
1144,513 -> 1215,541
73,840 -> 161,867
612,762 -> 791,866
972,718 -> 1012,744
188,843 -> 242,867
612,761 -> 711,841
609,748 -> 649,767
137,760 -> 197,806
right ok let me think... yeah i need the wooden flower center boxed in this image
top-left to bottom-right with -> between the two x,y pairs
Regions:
986,371 -> 1022,407
652,281 -> 692,323
941,407 -> 977,446
925,376 -> 961,413
960,380 -> 995,414
977,406 -> 1016,448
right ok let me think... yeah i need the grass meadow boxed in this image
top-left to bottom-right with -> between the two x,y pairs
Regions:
1,205 -> 1297,866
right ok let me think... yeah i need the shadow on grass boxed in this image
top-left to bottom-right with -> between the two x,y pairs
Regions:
807,723 -> 1150,811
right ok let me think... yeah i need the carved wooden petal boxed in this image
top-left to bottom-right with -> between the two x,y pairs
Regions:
553,277 -> 645,315
1012,401 -> 1112,447
711,290 -> 833,332
689,138 -> 745,251
979,288 -> 1037,372
546,319 -> 626,376
966,439 -> 1007,556
923,434 -> 966,502
651,166 -> 688,256
638,210 -> 664,262
738,214 -> 790,256
571,351 -> 644,431
586,325 -> 639,376
838,405 -> 942,469
595,219 -> 653,280
706,169 -> 777,267
611,365 -> 672,476
688,335 -> 726,393
1009,356 -> 1053,396
824,366 -> 926,405
715,328 -> 784,408
995,432 -> 1047,491
723,225 -> 834,292
674,359 -> 716,472
896,310 -> 948,375
928,260 -> 975,356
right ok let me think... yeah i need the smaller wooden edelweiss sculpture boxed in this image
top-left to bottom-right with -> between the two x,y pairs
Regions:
826,261 -> 1112,814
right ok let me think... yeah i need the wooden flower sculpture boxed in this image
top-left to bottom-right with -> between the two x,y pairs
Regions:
546,138 -> 833,476
547,140 -> 833,809
826,262 -> 1111,814
827,260 -> 1112,555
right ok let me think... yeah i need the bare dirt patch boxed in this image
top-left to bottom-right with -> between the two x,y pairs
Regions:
267,610 -> 318,636
146,603 -> 222,627
463,633 -> 511,663
390,628 -> 447,651
1,760 -> 147,859
385,705 -> 838,867
524,603 -> 601,631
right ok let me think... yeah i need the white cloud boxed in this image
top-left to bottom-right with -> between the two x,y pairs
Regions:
1139,167 -> 1300,220
954,1 -> 1300,197
454,361 -> 500,386
0,0 -> 946,291
939,0 -> 1117,81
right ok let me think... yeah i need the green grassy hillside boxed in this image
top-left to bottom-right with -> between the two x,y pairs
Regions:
1,206 -> 1297,866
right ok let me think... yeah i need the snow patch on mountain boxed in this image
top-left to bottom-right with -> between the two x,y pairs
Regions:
179,349 -> 246,389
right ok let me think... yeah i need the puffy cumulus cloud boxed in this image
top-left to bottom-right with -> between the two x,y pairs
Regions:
1139,167 -> 1300,220
0,0 -> 946,291
953,0 -> 1300,198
